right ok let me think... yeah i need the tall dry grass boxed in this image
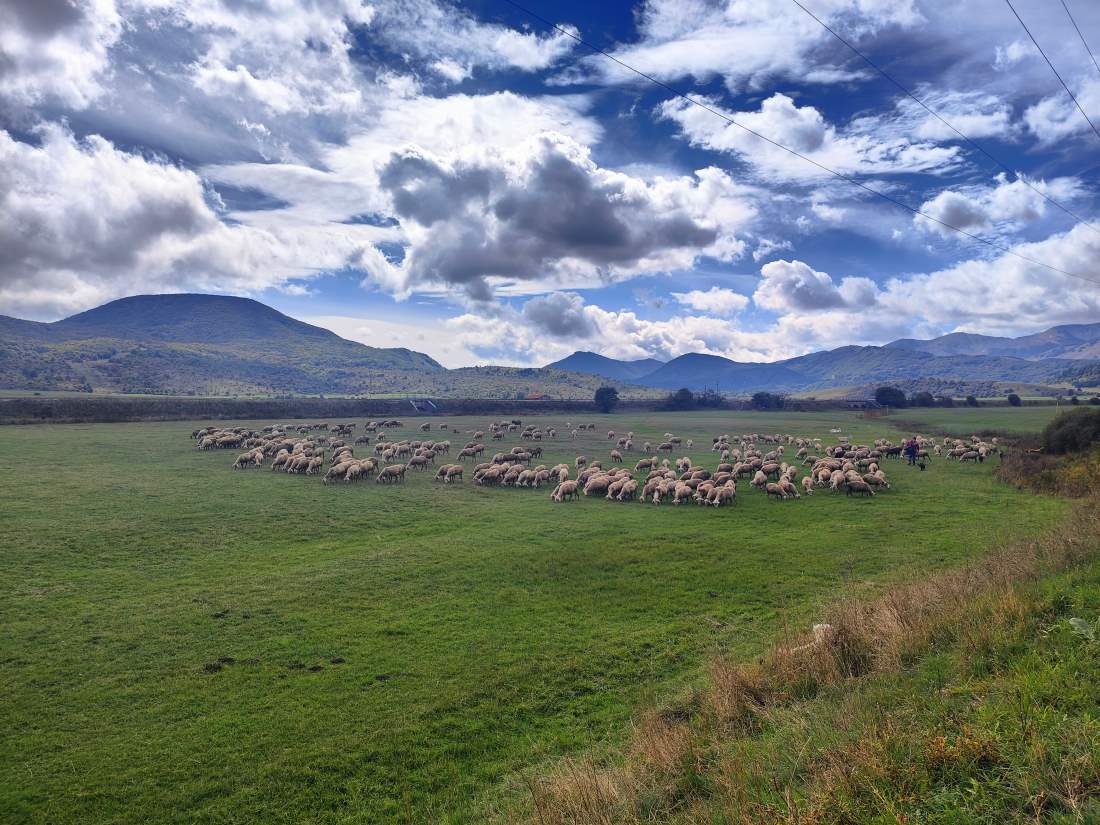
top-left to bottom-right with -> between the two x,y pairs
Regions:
519,498 -> 1100,825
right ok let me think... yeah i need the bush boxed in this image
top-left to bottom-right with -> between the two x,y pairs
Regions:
594,386 -> 619,414
663,388 -> 696,411
750,391 -> 785,411
911,391 -> 935,407
996,447 -> 1100,497
1090,397 -> 1100,406
1041,407 -> 1100,454
1007,393 -> 1022,407
965,395 -> 979,407
695,389 -> 726,409
874,386 -> 907,408
936,395 -> 955,408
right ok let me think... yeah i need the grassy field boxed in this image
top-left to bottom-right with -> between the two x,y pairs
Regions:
892,404 -> 1067,436
0,410 -> 1068,824
525,501 -> 1100,824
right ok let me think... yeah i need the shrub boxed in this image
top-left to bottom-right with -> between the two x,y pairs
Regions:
911,391 -> 935,407
695,389 -> 726,409
995,447 -> 1100,498
965,395 -> 979,407
1041,407 -> 1100,454
1007,393 -> 1022,407
874,386 -> 907,408
662,388 -> 696,411
594,386 -> 619,414
750,391 -> 785,411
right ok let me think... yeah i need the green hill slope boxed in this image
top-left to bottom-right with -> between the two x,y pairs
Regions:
0,294 -> 446,395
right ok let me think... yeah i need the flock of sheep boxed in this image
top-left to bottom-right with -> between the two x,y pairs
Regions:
191,417 -> 1000,510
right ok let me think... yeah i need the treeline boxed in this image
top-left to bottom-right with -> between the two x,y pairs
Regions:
659,388 -> 727,411
0,395 -> 660,424
874,386 -> 1098,409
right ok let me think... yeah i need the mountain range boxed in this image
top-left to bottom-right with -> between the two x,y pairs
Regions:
886,324 -> 1100,361
546,323 -> 1100,394
1,294 -> 1097,397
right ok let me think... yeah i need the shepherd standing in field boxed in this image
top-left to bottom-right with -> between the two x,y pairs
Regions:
904,438 -> 918,466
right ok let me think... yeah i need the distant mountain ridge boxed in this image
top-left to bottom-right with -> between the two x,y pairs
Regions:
0,294 -> 657,398
885,322 -> 1100,361
547,351 -> 666,381
2,295 -> 1097,397
544,320 -> 1100,393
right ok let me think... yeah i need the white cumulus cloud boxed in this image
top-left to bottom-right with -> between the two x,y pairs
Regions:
671,287 -> 749,316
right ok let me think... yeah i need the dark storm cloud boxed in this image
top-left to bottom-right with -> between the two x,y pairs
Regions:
378,140 -> 719,298
4,0 -> 84,37
379,151 -> 499,226
522,292 -> 596,338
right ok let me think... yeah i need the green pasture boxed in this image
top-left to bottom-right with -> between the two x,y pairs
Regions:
892,404 -> 1066,436
0,410 -> 1067,823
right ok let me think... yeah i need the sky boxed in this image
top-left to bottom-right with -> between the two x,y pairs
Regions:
2,0 -> 1099,368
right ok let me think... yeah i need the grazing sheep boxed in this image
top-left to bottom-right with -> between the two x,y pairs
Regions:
605,478 -> 627,500
765,482 -> 788,501
863,472 -> 890,490
610,449 -> 623,463
828,470 -> 847,492
846,479 -> 875,497
711,485 -> 736,507
376,464 -> 407,484
617,479 -> 638,502
323,461 -> 353,483
584,475 -> 611,496
551,480 -> 579,502
672,482 -> 694,505
778,478 -> 800,499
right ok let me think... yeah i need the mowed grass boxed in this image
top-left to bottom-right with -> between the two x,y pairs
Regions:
0,411 -> 1067,824
892,404 -> 1065,435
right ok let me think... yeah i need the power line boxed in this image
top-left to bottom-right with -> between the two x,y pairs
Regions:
496,0 -> 1100,288
1061,0 -> 1100,78
1005,0 -> 1100,143
791,0 -> 1100,238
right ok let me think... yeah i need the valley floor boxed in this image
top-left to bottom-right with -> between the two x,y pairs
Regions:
0,410 -> 1068,823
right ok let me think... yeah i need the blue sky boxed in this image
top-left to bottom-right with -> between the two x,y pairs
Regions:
2,0 -> 1099,366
